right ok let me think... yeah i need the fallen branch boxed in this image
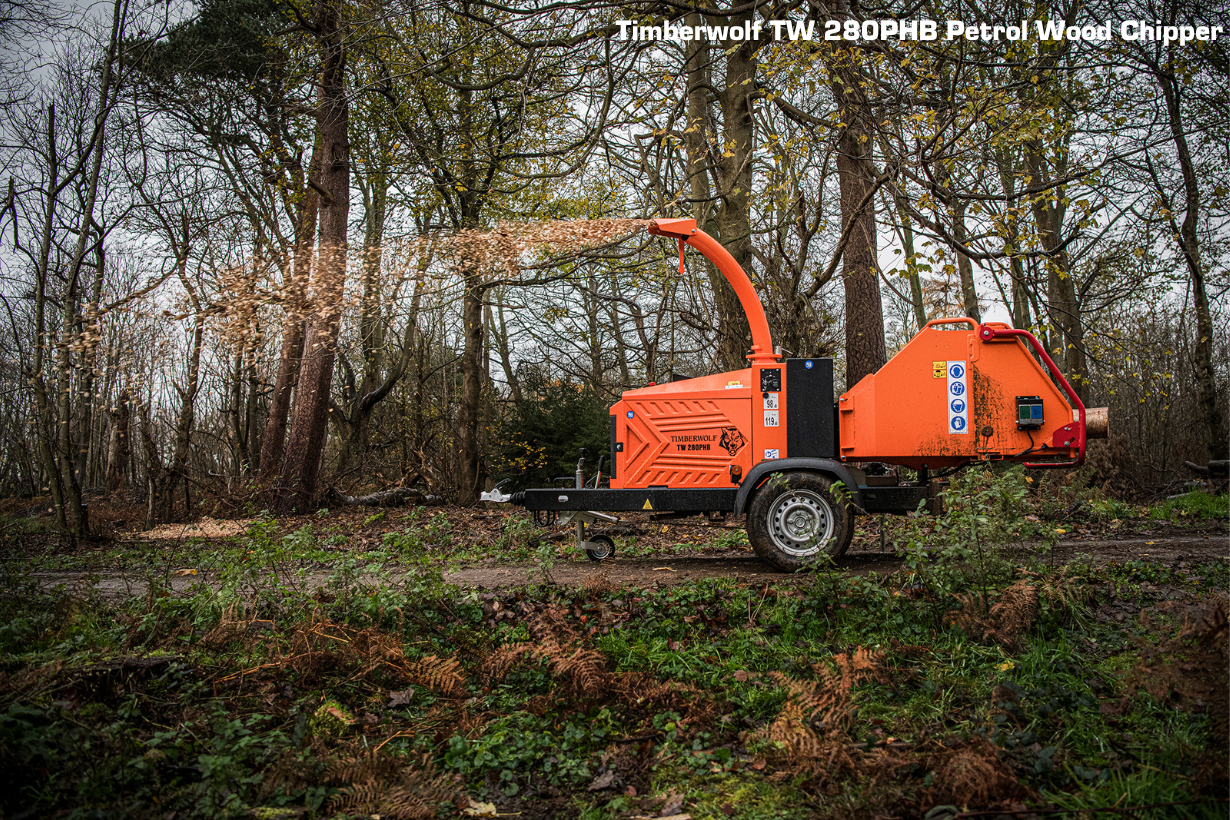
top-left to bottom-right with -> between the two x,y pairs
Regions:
325,487 -> 443,507
1183,459 -> 1228,477
77,655 -> 182,675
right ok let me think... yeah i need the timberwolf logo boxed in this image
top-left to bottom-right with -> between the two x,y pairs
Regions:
719,427 -> 746,456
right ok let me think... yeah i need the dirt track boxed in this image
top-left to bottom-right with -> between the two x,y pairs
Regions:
447,533 -> 1226,588
27,533 -> 1226,601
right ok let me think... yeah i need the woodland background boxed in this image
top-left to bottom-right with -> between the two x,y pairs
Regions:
0,0 -> 1225,537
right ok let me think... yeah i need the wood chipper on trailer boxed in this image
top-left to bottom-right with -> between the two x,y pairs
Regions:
482,217 -> 1109,571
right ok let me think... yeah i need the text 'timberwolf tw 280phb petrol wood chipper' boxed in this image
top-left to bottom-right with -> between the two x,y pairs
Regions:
482,218 -> 1109,571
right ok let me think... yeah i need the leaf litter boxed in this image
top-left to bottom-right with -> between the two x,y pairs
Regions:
3,510 -> 1227,819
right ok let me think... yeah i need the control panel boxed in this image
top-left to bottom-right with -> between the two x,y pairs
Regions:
1016,395 -> 1044,429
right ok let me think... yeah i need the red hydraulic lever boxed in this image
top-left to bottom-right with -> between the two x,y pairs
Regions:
649,218 -> 780,365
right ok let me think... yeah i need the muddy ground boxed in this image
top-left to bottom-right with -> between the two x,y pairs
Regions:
447,528 -> 1227,586
27,525 -> 1227,601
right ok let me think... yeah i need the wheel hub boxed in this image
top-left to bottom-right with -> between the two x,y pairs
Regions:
767,489 -> 834,557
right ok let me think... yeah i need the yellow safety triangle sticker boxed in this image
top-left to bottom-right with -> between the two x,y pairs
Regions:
642,498 -> 653,510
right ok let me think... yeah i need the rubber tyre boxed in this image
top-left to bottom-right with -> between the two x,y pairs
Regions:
585,534 -> 615,562
746,472 -> 854,571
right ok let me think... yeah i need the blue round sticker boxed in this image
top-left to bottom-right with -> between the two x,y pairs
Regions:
951,417 -> 966,431
626,410 -> 634,419
951,399 -> 966,413
950,382 -> 965,396
804,360 -> 814,369
949,363 -> 965,379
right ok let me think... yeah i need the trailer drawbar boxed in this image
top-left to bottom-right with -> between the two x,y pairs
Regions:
482,217 -> 1109,571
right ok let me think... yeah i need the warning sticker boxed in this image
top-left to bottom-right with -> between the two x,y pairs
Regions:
932,361 -> 946,378
642,498 -> 653,510
946,361 -> 969,434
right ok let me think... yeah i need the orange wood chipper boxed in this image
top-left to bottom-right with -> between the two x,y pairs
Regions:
483,218 -> 1108,571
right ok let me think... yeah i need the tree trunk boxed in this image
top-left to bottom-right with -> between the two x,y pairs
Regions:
228,348 -> 248,474
278,0 -> 349,512
246,351 -> 262,470
994,148 -> 1031,329
680,15 -> 750,372
106,387 -> 130,491
833,87 -> 886,389
259,139 -> 321,488
337,237 -> 430,474
147,317 -> 204,526
491,291 -> 522,403
75,241 -> 106,486
891,192 -> 927,331
456,275 -> 486,503
584,275 -> 603,383
1156,74 -> 1227,459
1024,142 -> 1087,401
711,13 -> 758,371
451,60 -> 489,505
146,254 -> 204,526
169,316 -> 204,500
30,105 -> 68,530
952,200 -> 980,322
53,0 -> 124,535
606,299 -> 631,389
333,168 -> 388,473
826,1 -> 886,390
54,276 -> 87,535
359,169 -> 388,388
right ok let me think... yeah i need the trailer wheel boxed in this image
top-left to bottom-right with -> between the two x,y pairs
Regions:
585,534 -> 615,562
747,472 -> 854,571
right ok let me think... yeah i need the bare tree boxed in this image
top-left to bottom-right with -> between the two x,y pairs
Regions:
1120,0 -> 1229,460
277,0 -> 351,512
10,0 -> 128,538
370,2 -> 617,502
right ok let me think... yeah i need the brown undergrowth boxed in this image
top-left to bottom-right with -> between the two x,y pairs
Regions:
208,587 -> 716,809
752,647 -> 887,783
1127,595 -> 1229,785
325,749 -> 467,819
751,646 -> 1033,816
946,569 -> 1088,651
210,612 -> 464,697
481,603 -> 710,725
750,650 -> 882,812
946,581 -> 1039,652
257,738 -> 468,820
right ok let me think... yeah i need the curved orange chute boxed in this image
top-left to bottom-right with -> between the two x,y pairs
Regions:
648,218 -> 779,365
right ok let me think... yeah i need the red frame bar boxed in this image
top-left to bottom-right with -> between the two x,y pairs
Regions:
979,324 -> 1087,467
923,317 -> 979,331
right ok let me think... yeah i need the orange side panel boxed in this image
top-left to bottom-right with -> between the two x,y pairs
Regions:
839,323 -> 1076,468
611,371 -> 753,489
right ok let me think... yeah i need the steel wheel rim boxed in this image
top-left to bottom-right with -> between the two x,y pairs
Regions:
587,536 -> 613,559
767,489 -> 834,557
